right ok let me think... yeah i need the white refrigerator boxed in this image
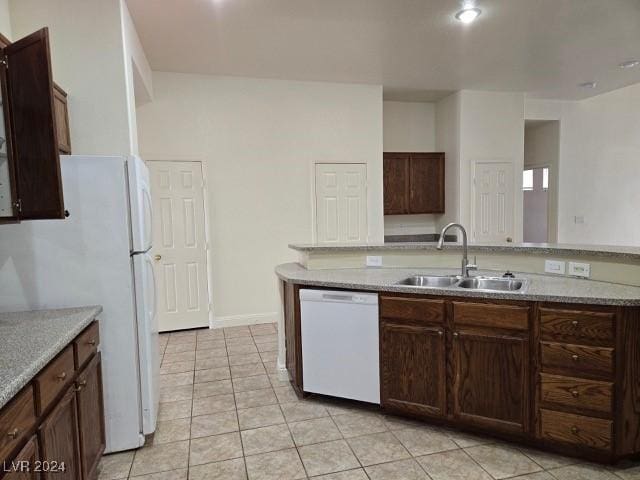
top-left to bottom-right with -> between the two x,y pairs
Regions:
0,155 -> 159,453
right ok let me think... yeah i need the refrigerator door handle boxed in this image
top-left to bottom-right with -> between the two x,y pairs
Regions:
142,187 -> 153,252
144,252 -> 157,322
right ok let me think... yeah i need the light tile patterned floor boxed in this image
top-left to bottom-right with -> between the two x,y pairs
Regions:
97,323 -> 640,480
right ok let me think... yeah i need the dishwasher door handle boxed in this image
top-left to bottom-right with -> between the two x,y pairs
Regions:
322,294 -> 356,302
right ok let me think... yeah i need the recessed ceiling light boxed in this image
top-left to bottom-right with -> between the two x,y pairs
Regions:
579,81 -> 598,89
455,7 -> 482,23
619,60 -> 640,69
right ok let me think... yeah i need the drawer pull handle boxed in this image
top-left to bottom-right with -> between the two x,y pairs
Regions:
453,332 -> 459,337
56,372 -> 67,381
87,340 -> 97,346
571,426 -> 579,434
571,320 -> 579,326
7,428 -> 19,439
571,390 -> 580,398
571,354 -> 579,362
438,330 -> 444,336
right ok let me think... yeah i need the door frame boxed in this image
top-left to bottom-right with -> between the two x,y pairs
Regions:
522,163 -> 556,243
470,158 -> 518,243
145,157 -> 215,328
310,162 -> 369,243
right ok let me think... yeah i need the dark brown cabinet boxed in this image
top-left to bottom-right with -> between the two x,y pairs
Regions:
53,84 -> 72,155
38,388 -> 81,480
0,322 -> 104,480
0,28 -> 66,223
383,152 -> 445,215
75,354 -> 105,480
380,321 -> 446,418
283,282 -> 303,394
3,436 -> 40,480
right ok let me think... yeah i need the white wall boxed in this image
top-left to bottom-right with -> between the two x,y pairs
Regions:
10,0 -> 135,155
435,92 -> 461,230
524,121 -> 559,242
382,100 -> 438,236
0,0 -> 11,39
459,91 -> 525,241
137,72 -> 383,325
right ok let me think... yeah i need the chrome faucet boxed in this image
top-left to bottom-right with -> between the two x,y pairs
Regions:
437,223 -> 477,278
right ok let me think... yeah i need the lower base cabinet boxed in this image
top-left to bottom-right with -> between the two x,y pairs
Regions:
3,436 -> 40,480
39,389 -> 81,480
282,282 -> 640,464
75,355 -> 105,480
0,321 -> 104,480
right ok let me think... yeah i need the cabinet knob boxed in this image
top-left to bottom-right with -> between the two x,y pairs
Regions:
571,320 -> 579,326
453,332 -> 459,337
571,354 -> 579,362
87,340 -> 97,346
75,380 -> 87,392
571,426 -> 579,434
571,390 -> 580,398
7,428 -> 19,439
56,372 -> 67,381
438,330 -> 444,336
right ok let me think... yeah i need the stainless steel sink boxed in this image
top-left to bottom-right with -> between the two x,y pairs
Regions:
456,277 -> 526,292
396,275 -> 528,293
397,275 -> 460,287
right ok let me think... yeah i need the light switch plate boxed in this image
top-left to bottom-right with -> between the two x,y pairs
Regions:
366,256 -> 383,267
568,262 -> 591,278
544,260 -> 566,275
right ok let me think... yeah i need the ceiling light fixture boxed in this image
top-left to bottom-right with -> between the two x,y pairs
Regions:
619,60 -> 640,69
579,81 -> 598,89
455,5 -> 482,24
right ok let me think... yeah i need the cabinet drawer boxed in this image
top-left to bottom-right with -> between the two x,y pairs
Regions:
540,409 -> 612,451
540,308 -> 614,344
0,386 -> 36,463
380,296 -> 445,324
541,341 -> 613,377
74,321 -> 99,368
35,346 -> 75,414
540,373 -> 613,414
453,302 -> 529,331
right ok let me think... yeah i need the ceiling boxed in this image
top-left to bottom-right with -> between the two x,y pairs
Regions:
126,0 -> 640,101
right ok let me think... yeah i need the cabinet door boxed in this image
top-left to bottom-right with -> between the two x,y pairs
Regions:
452,329 -> 529,434
5,28 -> 64,220
383,153 -> 408,215
39,387 -> 81,480
408,153 -> 445,214
53,84 -> 71,154
75,354 -> 105,480
283,282 -> 303,394
3,435 -> 40,480
380,321 -> 446,418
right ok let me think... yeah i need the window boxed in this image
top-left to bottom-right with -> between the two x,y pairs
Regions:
542,167 -> 549,190
523,169 -> 533,191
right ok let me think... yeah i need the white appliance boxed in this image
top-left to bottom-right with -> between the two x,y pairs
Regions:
0,155 -> 159,453
300,289 -> 380,404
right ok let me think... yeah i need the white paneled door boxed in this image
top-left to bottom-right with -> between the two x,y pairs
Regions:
315,163 -> 367,244
148,161 -> 210,332
473,162 -> 514,243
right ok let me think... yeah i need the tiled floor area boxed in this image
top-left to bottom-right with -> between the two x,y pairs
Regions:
97,323 -> 640,480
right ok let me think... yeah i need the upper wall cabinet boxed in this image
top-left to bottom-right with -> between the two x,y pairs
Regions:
0,28 -> 70,223
383,152 -> 445,215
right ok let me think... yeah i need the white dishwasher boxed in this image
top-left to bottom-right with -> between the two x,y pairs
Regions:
300,289 -> 380,404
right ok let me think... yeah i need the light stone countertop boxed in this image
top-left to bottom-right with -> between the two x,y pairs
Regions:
288,241 -> 640,260
275,263 -> 640,306
0,306 -> 102,410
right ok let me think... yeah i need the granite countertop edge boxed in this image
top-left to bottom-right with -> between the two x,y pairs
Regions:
0,306 -> 103,410
275,263 -> 640,307
288,242 -> 640,260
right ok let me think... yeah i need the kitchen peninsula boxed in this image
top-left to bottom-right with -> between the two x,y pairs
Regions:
276,242 -> 640,464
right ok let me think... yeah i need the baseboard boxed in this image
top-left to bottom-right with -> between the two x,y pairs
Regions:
211,311 -> 279,329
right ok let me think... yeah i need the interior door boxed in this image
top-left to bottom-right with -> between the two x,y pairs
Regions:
148,161 -> 209,332
473,162 -> 514,242
315,163 -> 367,243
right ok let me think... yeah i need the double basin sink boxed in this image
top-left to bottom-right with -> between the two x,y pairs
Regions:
397,274 -> 528,293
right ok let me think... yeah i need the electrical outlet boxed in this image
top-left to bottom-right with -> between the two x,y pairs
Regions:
568,262 -> 591,278
366,256 -> 383,267
544,260 -> 566,275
